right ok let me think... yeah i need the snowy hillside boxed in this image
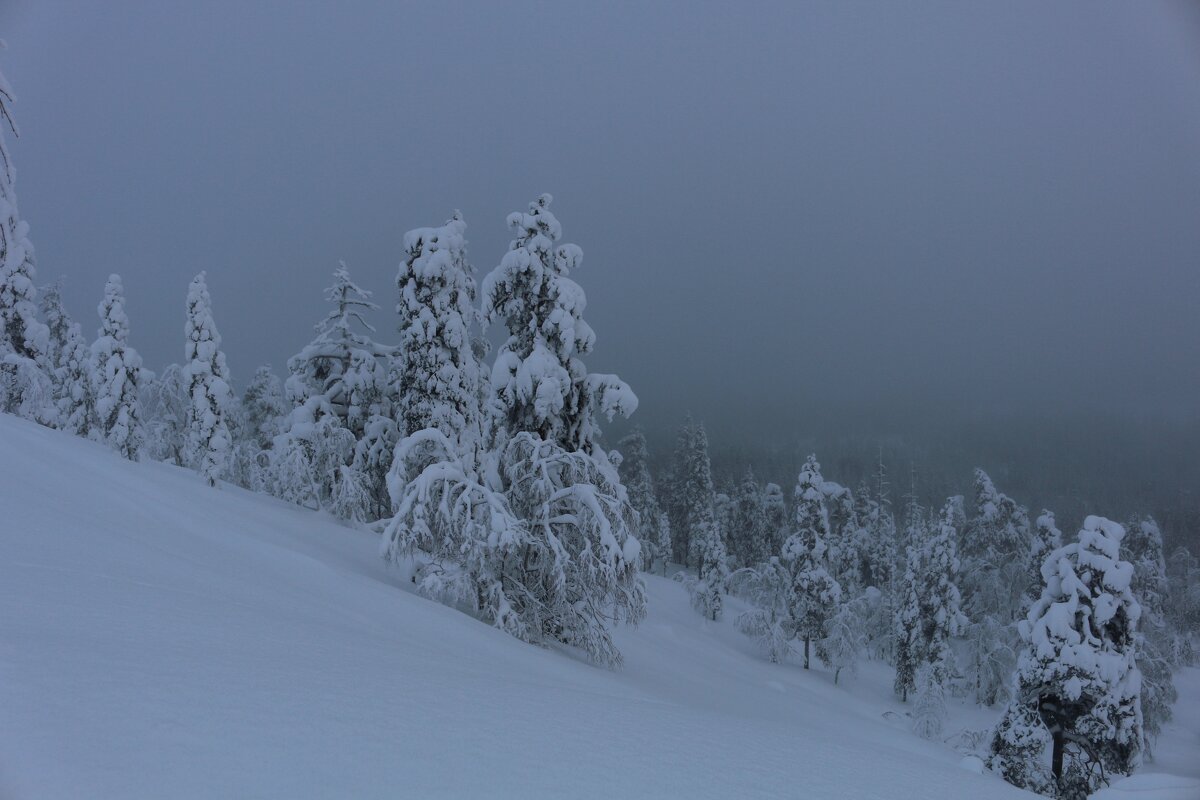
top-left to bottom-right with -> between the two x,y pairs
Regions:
1,414 -> 1194,799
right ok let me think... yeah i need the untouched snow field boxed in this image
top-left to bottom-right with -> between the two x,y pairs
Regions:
1,415 -> 1195,799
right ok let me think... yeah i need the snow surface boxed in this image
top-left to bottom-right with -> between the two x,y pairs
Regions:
0,415 -> 1190,799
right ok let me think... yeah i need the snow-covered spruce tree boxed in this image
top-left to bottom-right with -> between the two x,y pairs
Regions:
662,416 -> 726,617
1027,510 -> 1063,603
714,489 -> 735,565
140,364 -> 188,465
862,451 -> 898,590
1123,515 -> 1177,756
893,536 -> 922,701
40,281 -> 93,434
900,498 -> 967,718
823,480 -> 863,594
729,467 -> 770,569
349,210 -> 487,521
962,468 -> 1033,620
277,263 -> 386,517
227,365 -> 286,490
286,263 -> 381,420
851,477 -> 897,662
473,194 -> 644,665
783,455 -> 842,669
0,65 -> 50,421
90,274 -> 143,459
618,429 -> 671,575
1165,546 -> 1199,662
383,211 -> 518,619
392,212 -> 481,457
683,424 -> 728,619
183,272 -> 232,487
241,366 -> 287,451
484,195 -> 636,454
961,469 -> 1030,705
991,516 -> 1142,797
762,481 -> 787,556
922,498 -> 967,673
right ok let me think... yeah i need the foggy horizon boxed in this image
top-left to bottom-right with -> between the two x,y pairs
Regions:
3,1 -> 1199,445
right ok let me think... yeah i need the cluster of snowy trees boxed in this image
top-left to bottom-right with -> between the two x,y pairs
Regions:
2,66 -> 647,665
646,415 -> 1198,797
4,61 -> 1197,797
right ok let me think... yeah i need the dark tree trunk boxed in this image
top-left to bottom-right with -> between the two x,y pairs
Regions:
1051,730 -> 1064,782
803,637 -> 810,669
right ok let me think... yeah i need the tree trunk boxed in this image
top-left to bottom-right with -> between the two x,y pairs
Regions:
1051,730 -> 1064,782
803,637 -> 810,669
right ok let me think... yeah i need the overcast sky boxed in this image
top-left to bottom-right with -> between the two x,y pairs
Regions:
3,1 -> 1199,441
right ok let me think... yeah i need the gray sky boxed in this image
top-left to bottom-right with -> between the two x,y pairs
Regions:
3,0 -> 1199,441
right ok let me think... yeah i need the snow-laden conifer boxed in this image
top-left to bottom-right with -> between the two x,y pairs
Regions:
823,480 -> 863,593
893,536 -> 922,701
90,274 -> 143,459
990,516 -> 1142,797
241,366 -> 287,451
277,264 -> 386,517
393,210 -> 481,435
483,194 -> 635,454
285,263 -> 384,423
783,455 -> 842,669
183,273 -> 232,486
762,481 -> 787,556
618,429 -> 671,574
40,281 -> 92,434
1123,515 -> 1176,756
141,364 -> 187,465
728,467 -> 769,569
962,469 -> 1030,705
481,196 -> 643,662
387,198 -> 644,666
0,65 -> 50,419
898,498 -> 967,710
383,213 -> 511,613
668,420 -> 727,618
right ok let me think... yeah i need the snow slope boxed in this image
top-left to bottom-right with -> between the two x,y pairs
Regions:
0,415 -> 1065,798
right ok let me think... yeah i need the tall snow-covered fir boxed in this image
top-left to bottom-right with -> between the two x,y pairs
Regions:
729,466 -> 770,570
90,274 -> 143,460
483,193 -> 635,454
183,272 -> 232,487
480,194 -> 644,664
617,429 -> 671,575
784,455 -> 842,670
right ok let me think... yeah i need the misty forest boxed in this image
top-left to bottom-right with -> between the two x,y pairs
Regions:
1,4 -> 1198,800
